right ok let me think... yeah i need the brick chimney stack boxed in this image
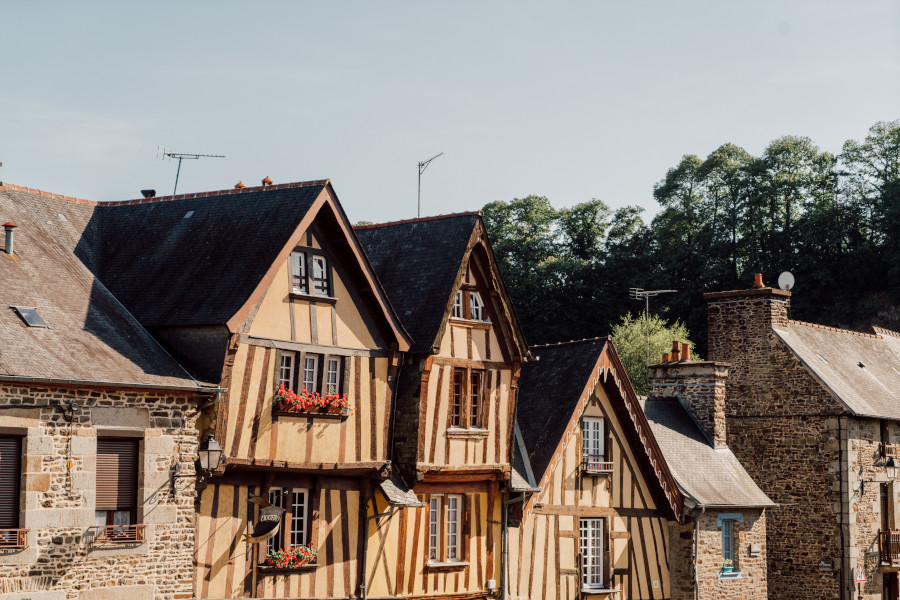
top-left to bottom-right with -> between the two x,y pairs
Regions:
649,343 -> 731,448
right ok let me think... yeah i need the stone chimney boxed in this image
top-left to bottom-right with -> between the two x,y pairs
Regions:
649,343 -> 730,448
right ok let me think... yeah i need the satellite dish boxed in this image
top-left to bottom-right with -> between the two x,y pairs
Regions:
778,271 -> 795,291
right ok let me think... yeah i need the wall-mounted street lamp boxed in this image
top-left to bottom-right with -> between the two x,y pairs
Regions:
886,457 -> 898,480
198,435 -> 224,473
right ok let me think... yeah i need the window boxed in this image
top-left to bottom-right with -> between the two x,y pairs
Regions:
325,358 -> 341,395
266,487 -> 309,556
717,513 -> 742,574
450,290 -> 489,322
303,355 -> 319,394
451,369 -> 464,427
583,418 -> 605,459
95,438 -> 138,527
289,249 -> 331,298
580,518 -> 605,589
279,352 -> 296,390
0,436 -> 21,531
470,370 -> 484,426
290,252 -> 308,295
428,494 -> 464,563
11,306 -> 48,328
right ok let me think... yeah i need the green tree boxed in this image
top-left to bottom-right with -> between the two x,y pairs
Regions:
611,313 -> 696,396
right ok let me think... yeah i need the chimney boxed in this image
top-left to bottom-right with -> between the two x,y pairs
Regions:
234,181 -> 246,189
262,176 -> 273,187
671,340 -> 680,362
681,342 -> 690,361
141,189 -> 156,198
649,353 -> 730,448
3,222 -> 16,255
753,273 -> 764,288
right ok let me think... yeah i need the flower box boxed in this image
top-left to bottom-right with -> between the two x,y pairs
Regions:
266,543 -> 318,569
274,385 -> 352,417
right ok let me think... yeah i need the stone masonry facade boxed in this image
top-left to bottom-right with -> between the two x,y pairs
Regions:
0,383 -> 201,600
705,285 -> 893,600
649,361 -> 729,448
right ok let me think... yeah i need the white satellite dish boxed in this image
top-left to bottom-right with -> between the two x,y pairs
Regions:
778,271 -> 795,291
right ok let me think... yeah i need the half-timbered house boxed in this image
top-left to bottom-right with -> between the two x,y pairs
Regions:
79,180 -> 413,599
356,213 -> 531,600
511,338 -> 683,600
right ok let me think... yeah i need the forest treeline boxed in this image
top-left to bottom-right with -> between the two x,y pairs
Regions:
482,120 -> 900,356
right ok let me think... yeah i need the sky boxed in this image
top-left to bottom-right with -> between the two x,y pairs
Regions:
1,1 -> 898,224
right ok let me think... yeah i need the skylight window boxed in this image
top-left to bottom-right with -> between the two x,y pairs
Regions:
11,306 -> 48,328
816,353 -> 829,364
183,211 -> 194,219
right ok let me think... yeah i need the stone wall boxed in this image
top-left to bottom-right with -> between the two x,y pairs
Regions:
648,361 -> 729,448
0,384 -> 201,600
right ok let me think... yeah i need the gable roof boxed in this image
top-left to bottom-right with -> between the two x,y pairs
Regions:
644,397 -> 775,508
774,320 -> 900,420
0,185 -> 207,391
356,213 -> 527,357
517,337 -> 683,519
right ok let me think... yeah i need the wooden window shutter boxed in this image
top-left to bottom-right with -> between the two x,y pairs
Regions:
0,436 -> 21,528
96,438 -> 139,511
462,494 -> 471,560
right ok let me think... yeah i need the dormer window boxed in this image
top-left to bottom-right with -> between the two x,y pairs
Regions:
451,290 -> 490,323
290,250 -> 331,298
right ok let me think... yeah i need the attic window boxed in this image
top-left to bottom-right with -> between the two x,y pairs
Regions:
816,353 -> 829,364
11,306 -> 48,328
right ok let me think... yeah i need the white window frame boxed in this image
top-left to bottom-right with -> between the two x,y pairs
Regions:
279,352 -> 296,390
290,252 -> 308,295
428,496 -> 441,560
266,488 -> 286,555
311,255 -> 329,297
303,355 -> 319,394
446,494 -> 462,561
290,490 -> 309,548
583,418 -> 605,460
452,291 -> 464,319
469,291 -> 489,322
580,517 -> 604,589
326,358 -> 341,395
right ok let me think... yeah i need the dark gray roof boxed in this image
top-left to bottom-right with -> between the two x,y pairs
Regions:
644,397 -> 774,508
0,187 -> 204,389
775,321 -> 900,420
86,183 -> 325,327
355,214 -> 479,354
517,338 -> 609,478
379,474 -> 426,507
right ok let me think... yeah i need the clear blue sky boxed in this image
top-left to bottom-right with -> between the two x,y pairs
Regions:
1,1 -> 898,223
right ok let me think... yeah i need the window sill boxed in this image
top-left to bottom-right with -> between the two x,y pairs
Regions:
446,427 -> 489,439
718,570 -> 743,579
582,469 -> 614,478
290,292 -> 337,305
258,564 -> 318,574
273,408 -> 349,421
582,587 -> 619,595
448,318 -> 491,330
425,561 -> 469,572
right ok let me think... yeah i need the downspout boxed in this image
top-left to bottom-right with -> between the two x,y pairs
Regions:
501,490 -> 509,600
839,415 -> 847,600
694,507 -> 703,600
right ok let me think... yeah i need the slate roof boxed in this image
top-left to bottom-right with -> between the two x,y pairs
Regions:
517,337 -> 609,478
644,397 -> 774,508
0,186 -> 205,389
379,474 -> 426,507
510,420 -> 540,493
355,214 -> 479,353
774,321 -> 900,420
81,183 -> 326,327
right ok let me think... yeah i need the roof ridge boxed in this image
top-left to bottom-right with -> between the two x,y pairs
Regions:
353,211 -> 482,230
0,182 -> 98,206
101,180 -> 329,206
871,325 -> 900,339
529,336 -> 610,350
786,319 -> 881,338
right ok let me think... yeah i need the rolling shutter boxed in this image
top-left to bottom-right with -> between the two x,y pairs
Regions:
96,438 -> 138,511
0,436 -> 21,528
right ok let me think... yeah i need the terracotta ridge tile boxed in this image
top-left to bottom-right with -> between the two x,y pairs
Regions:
101,179 -> 329,206
353,211 -> 483,230
870,325 -> 900,339
0,182 -> 98,206
786,319 -> 881,338
529,336 -> 609,350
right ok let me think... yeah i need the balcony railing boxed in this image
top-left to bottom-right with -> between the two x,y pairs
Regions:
0,528 -> 28,549
879,530 -> 900,566
883,443 -> 900,459
582,455 -> 614,476
91,524 -> 147,544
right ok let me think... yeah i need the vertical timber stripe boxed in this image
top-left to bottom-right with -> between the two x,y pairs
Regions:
554,514 -> 561,596
484,328 -> 491,360
309,301 -> 318,343
542,514 -> 550,599
340,490 -> 352,595
248,348 -> 271,460
408,502 -> 422,595
466,327 -> 473,359
493,377 -> 501,467
482,371 -> 492,463
474,496 -> 482,588
331,304 -> 338,345
222,486 -> 242,597
325,490 -> 334,598
354,357 -> 362,461
230,345 -> 257,457
201,485 -> 220,599
369,358 -> 378,459
396,501 -> 408,592
429,367 -> 444,463
486,489 -> 495,581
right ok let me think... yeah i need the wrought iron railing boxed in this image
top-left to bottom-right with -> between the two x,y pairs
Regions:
582,455 -> 614,475
0,528 -> 28,548
91,524 -> 147,544
879,530 -> 900,566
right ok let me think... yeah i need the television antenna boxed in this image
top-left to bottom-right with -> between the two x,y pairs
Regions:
629,288 -> 677,366
158,147 -> 225,195
417,152 -> 444,218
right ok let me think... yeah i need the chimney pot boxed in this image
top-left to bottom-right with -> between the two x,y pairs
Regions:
262,176 -> 273,186
671,340 -> 680,361
4,221 -> 17,255
681,342 -> 691,361
140,189 -> 156,198
235,181 -> 247,189
753,273 -> 764,288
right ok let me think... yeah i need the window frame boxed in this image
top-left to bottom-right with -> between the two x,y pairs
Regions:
449,368 -> 486,430
278,351 -> 296,391
582,417 -> 606,460
95,437 -> 139,528
427,494 -> 465,564
580,517 -> 605,590
717,513 -> 743,575
302,354 -> 319,394
289,247 -> 332,299
264,486 -> 311,558
325,357 -> 342,395
450,288 -> 490,323
290,252 -> 308,295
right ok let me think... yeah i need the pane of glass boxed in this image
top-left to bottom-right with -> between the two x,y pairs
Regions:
279,353 -> 295,389
267,489 -> 284,555
290,253 -> 308,294
452,292 -> 463,318
304,356 -> 318,393
112,510 -> 131,526
95,511 -> 108,527
327,359 -> 340,395
292,491 -> 306,547
11,306 -> 48,328
312,256 -> 329,296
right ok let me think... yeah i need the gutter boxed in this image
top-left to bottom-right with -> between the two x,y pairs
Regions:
0,374 -> 223,394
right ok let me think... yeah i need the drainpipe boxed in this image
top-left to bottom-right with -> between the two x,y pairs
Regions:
501,490 -> 508,600
694,507 -> 703,600
839,415 -> 847,600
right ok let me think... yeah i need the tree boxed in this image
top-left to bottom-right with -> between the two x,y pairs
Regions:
611,313 -> 696,396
